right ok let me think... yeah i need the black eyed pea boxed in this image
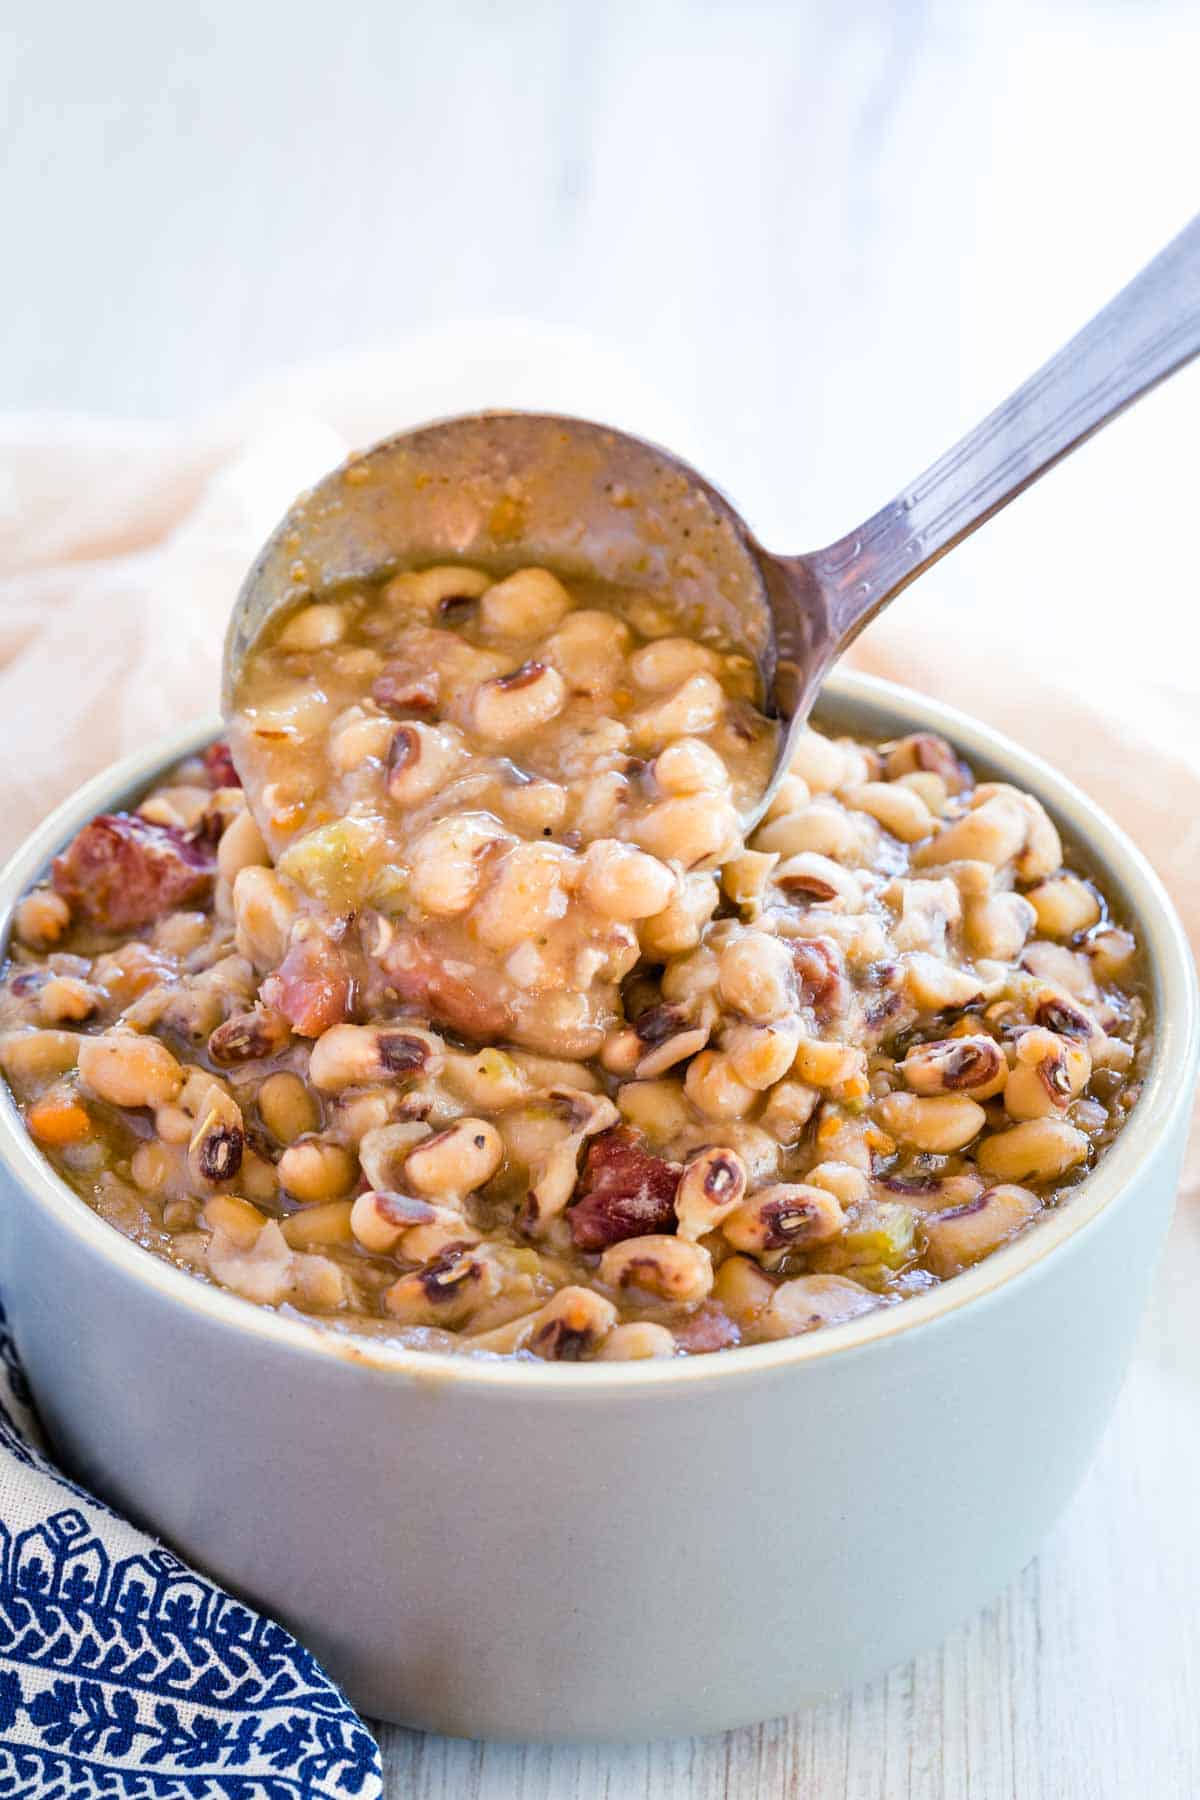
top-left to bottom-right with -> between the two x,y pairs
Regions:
277,602 -> 347,651
629,673 -> 726,752
13,890 -> 71,949
921,1184 -> 1041,1277
721,849 -> 779,909
901,1034 -> 1007,1099
600,1029 -> 642,1077
308,1023 -> 443,1092
281,1199 -> 356,1251
753,799 -> 864,863
629,636 -> 723,691
277,1138 -> 358,1202
974,784 -> 1062,881
0,1028 -> 82,1087
674,1146 -> 748,1241
404,1118 -> 505,1199
596,1321 -> 677,1360
894,770 -> 949,815
711,1253 -> 777,1324
760,1273 -> 878,1338
793,1039 -> 868,1094
902,953 -> 985,1012
724,1021 -> 802,1090
400,1207 -> 485,1265
385,721 -> 465,806
684,1050 -> 758,1121
774,852 -> 864,911
290,1253 -> 348,1312
384,1244 -> 502,1328
634,794 -> 741,870
639,872 -> 721,957
964,891 -> 1037,961
913,793 -> 1029,869
722,1182 -> 845,1253
635,1023 -> 711,1080
717,930 -> 796,1022
216,807 -> 269,883
382,564 -> 492,619
206,1216 -> 293,1307
37,976 -> 98,1025
76,1032 -> 183,1109
653,737 -> 731,796
598,1234 -> 714,1304
472,660 -> 567,744
203,1193 -> 269,1251
804,1160 -> 871,1207
543,609 -> 632,691
1022,942 -> 1100,1003
356,1120 -> 434,1190
883,732 -> 971,794
580,840 -> 676,921
842,781 -> 934,844
232,866 -> 299,972
472,841 -> 577,951
496,775 -> 568,837
760,772 -> 811,825
478,566 -> 572,637
407,813 -> 512,916
1003,1026 -> 1091,1121
760,1079 -> 821,1144
1026,873 -> 1102,939
787,729 -> 851,794
616,1078 -> 694,1146
875,1091 -> 986,1154
186,1084 -> 245,1188
349,1188 -> 437,1254
502,1286 -> 618,1360
328,710 -> 395,773
976,1117 -> 1090,1183
1085,926 -> 1138,983
257,1071 -> 321,1144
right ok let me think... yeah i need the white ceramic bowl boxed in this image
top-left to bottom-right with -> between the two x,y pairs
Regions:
0,670 -> 1193,1742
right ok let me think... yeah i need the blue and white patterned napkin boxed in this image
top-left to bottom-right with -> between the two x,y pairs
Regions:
0,1306 -> 382,1800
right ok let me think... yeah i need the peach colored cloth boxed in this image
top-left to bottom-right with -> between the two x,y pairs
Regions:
2,333 -> 1196,1168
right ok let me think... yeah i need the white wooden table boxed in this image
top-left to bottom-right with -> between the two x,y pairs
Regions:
3,2 -> 1199,1792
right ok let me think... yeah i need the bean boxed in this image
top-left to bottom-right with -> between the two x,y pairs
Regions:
876,1091 -> 986,1153
598,1234 -> 713,1303
674,1146 -> 748,1241
13,890 -> 71,948
760,1274 -> 877,1338
385,721 -> 465,806
718,931 -> 796,1022
629,674 -> 725,751
473,841 -> 577,950
76,1032 -> 182,1108
472,661 -> 566,744
233,867 -> 298,972
1026,873 -> 1101,939
722,1183 -> 844,1253
580,840 -> 675,921
635,794 -> 739,868
684,1050 -> 757,1121
711,1253 -> 777,1324
277,1139 -> 358,1201
405,1118 -> 504,1198
282,1199 -> 355,1250
976,1118 -> 1090,1183
596,1321 -> 676,1360
277,603 -> 346,651
308,1023 -> 442,1092
653,737 -> 730,796
479,567 -> 572,637
629,637 -> 722,690
407,814 -> 511,916
842,781 -> 933,844
922,1184 -> 1041,1277
901,1035 -> 1006,1098
258,1071 -> 320,1143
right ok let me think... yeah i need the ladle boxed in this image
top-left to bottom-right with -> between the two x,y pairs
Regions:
224,215 -> 1200,822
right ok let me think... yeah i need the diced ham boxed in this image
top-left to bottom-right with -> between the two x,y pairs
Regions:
261,936 -> 353,1037
671,1305 -> 741,1355
379,932 -> 511,1041
201,741 -> 241,789
52,812 -> 214,931
568,1127 -> 681,1251
791,936 -> 849,1021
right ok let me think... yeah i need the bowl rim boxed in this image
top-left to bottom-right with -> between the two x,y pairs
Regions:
0,668 -> 1195,1393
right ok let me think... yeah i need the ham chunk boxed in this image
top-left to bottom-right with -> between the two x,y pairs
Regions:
569,1127 -> 681,1251
52,813 -> 214,931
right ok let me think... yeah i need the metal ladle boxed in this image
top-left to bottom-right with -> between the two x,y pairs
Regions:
224,215 -> 1200,823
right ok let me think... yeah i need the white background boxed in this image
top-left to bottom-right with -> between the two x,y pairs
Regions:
3,3 -> 1200,1794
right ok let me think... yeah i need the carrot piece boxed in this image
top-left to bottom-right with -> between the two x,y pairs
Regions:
28,1096 -> 91,1146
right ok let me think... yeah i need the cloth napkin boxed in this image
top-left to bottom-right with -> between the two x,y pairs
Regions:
0,323 -> 1197,1792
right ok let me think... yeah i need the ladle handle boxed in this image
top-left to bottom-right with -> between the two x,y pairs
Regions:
810,213 -> 1200,642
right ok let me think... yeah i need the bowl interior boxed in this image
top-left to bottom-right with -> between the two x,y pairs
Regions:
0,670 -> 1194,1390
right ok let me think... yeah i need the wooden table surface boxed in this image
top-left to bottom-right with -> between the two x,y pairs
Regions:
3,2 -> 1199,1792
